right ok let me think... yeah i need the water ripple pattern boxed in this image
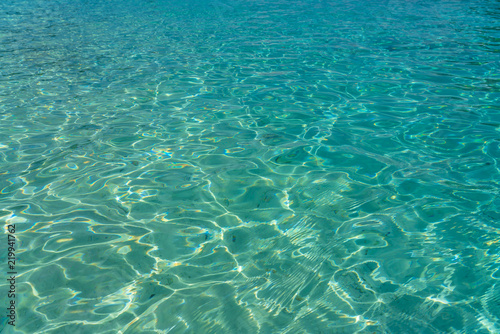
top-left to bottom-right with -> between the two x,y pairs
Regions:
0,0 -> 499,333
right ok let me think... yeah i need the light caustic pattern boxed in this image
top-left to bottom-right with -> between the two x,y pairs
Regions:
0,0 -> 499,333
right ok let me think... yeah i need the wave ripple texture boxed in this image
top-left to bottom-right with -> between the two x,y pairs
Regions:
0,0 -> 499,333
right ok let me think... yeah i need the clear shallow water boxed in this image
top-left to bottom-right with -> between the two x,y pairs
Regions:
0,0 -> 499,332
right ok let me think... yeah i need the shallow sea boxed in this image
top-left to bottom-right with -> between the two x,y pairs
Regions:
1,0 -> 499,333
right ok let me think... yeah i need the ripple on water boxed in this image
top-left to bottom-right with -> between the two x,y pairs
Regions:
1,0 -> 500,333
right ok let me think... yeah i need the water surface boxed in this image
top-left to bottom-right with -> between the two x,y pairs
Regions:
1,0 -> 499,333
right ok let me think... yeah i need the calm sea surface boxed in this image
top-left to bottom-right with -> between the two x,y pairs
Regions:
1,0 -> 499,333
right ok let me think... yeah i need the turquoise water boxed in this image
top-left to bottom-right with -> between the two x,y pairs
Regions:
1,0 -> 499,332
